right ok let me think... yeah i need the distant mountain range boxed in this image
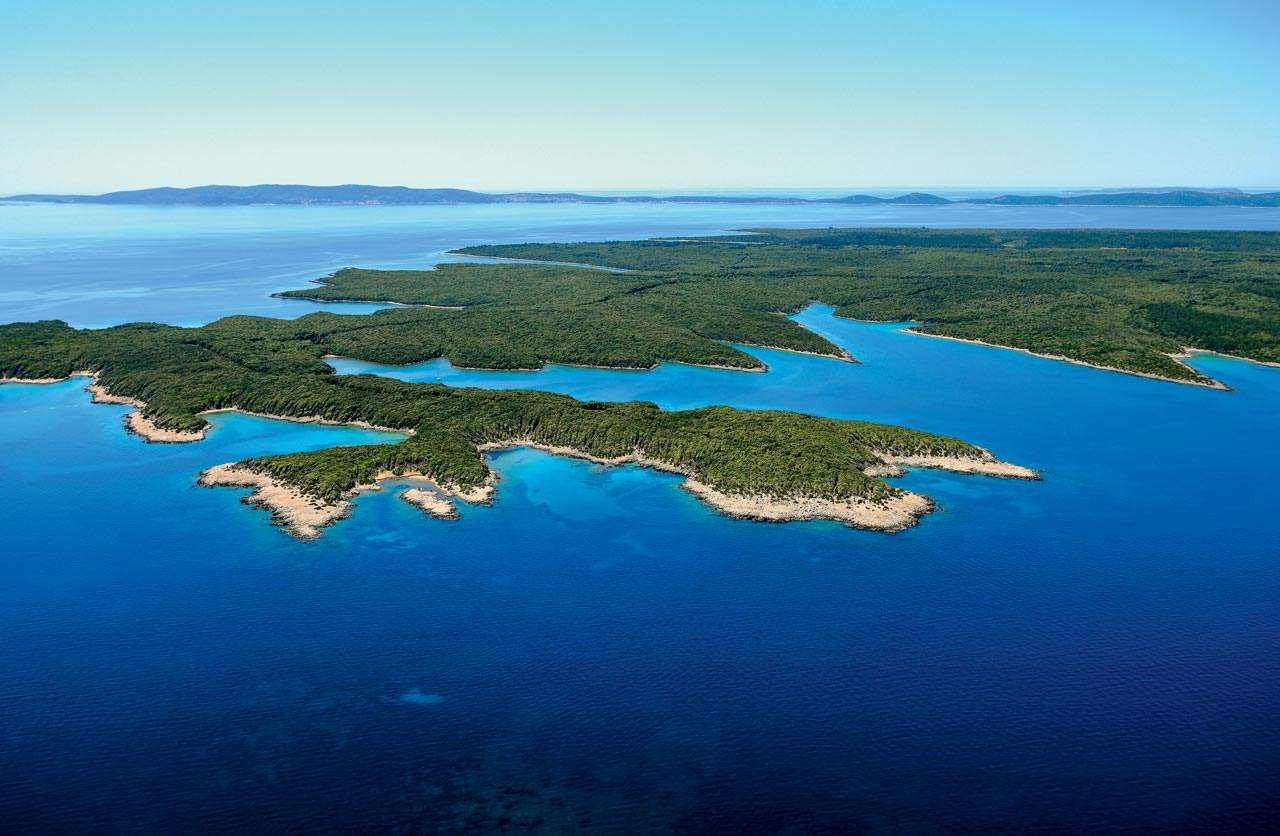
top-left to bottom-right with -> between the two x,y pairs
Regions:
5,184 -> 1279,208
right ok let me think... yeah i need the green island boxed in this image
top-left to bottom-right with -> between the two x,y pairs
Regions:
442,228 -> 1280,385
10,225 -> 1278,537
274,227 -> 1280,385
0,320 -> 1031,536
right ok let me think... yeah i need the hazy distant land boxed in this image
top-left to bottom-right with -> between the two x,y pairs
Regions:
5,184 -> 1279,208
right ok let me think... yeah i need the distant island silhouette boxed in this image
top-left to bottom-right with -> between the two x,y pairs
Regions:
5,184 -> 1279,207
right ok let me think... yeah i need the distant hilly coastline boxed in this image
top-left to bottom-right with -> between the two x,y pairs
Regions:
4,184 -> 1279,208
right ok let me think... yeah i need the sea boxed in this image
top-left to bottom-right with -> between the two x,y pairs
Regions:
1,201 -> 1277,832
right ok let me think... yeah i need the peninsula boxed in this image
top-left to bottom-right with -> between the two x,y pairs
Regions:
0,361 -> 1033,538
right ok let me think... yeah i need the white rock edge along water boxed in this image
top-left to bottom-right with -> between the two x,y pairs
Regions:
899,330 -> 1234,390
197,465 -> 485,538
0,370 -> 206,442
1,373 -> 1036,538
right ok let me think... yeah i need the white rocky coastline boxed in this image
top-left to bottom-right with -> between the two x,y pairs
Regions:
1,374 -> 1036,538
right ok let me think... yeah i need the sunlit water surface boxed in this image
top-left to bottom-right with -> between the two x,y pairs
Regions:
1,203 -> 1278,831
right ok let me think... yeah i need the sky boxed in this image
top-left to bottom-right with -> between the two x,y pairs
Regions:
2,0 -> 1277,194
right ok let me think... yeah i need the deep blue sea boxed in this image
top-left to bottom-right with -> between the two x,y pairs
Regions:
1,202 -> 1278,832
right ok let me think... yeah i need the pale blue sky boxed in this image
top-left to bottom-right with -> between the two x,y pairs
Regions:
2,0 -> 1277,193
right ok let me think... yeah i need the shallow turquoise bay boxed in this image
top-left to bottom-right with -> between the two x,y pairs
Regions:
1,204 -> 1277,831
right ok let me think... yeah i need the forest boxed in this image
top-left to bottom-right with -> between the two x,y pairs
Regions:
0,316 -> 986,517
452,228 -> 1280,383
7,225 -> 1274,523
279,229 -> 1280,384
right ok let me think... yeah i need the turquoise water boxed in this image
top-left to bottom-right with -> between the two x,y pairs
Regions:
1,205 -> 1279,831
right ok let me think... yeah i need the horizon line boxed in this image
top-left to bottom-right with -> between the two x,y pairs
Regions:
7,182 -> 1280,199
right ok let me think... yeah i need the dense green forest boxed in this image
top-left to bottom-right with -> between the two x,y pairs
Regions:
449,228 -> 1280,383
280,230 -> 1280,384
5,225 -> 1275,522
278,261 -> 844,369
0,316 -> 985,513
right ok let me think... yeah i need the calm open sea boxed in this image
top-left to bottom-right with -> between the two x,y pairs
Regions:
1,202 -> 1278,832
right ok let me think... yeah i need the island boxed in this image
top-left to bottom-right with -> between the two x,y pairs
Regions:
8,224 -> 1280,538
270,228 -> 1280,387
0,361 -> 1033,538
1,238 -> 1089,538
440,227 -> 1279,386
6,226 -> 1279,536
